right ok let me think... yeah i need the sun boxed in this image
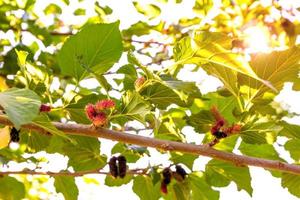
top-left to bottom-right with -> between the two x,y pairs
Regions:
243,26 -> 271,53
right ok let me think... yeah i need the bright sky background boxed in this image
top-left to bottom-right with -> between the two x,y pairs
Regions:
2,0 -> 300,199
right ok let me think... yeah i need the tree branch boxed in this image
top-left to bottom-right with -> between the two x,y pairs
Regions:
0,169 -> 147,177
0,115 -> 300,175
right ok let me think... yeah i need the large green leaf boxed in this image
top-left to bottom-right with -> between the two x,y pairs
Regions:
189,172 -> 220,200
205,159 -> 253,195
58,22 -> 123,81
238,47 -> 300,99
173,32 -> 263,87
0,88 -> 41,129
132,175 -> 160,200
0,176 -> 25,200
281,173 -> 300,198
63,135 -> 107,171
54,176 -> 78,200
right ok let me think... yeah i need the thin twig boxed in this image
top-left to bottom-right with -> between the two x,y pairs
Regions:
0,169 -> 147,177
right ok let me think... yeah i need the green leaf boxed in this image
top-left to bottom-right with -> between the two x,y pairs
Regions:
32,113 -> 71,141
202,93 -> 239,123
202,63 -> 239,96
132,175 -> 160,200
133,2 -> 161,19
0,176 -> 25,200
65,94 -> 100,124
74,8 -> 85,15
285,139 -> 300,161
111,143 -> 147,163
155,121 -> 184,142
54,176 -> 78,200
173,32 -> 263,84
15,49 -> 28,67
278,121 -> 300,140
240,120 -> 280,144
238,47 -> 300,98
117,64 -> 138,90
170,152 -> 198,169
105,174 -> 133,187
164,180 -> 191,200
281,173 -> 300,198
161,75 -> 201,102
189,172 -> 220,200
20,130 -> 51,153
239,141 -> 281,160
63,135 -> 107,171
193,0 -> 214,15
58,22 -> 123,81
206,159 -> 253,195
46,135 -> 65,154
117,91 -> 150,124
140,81 -> 186,109
1,46 -> 33,75
122,21 -> 164,37
94,74 -> 112,92
0,88 -> 41,129
44,3 -> 62,15
186,110 -> 215,133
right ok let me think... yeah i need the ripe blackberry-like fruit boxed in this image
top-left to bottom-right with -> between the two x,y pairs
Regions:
118,155 -> 127,178
40,104 -> 51,112
162,168 -> 172,184
213,131 -> 227,139
109,156 -> 118,178
174,165 -> 187,181
161,168 -> 172,194
160,182 -> 168,194
10,127 -> 20,142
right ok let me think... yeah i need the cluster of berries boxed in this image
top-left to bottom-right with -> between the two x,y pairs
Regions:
108,155 -> 127,179
161,165 -> 187,194
10,127 -> 20,142
210,106 -> 241,146
85,99 -> 115,127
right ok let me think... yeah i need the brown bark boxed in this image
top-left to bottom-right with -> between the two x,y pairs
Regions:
0,115 -> 299,175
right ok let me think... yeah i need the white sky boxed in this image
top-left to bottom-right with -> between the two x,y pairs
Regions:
2,0 -> 300,199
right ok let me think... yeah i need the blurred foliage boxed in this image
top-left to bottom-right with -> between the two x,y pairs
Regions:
0,0 -> 300,199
